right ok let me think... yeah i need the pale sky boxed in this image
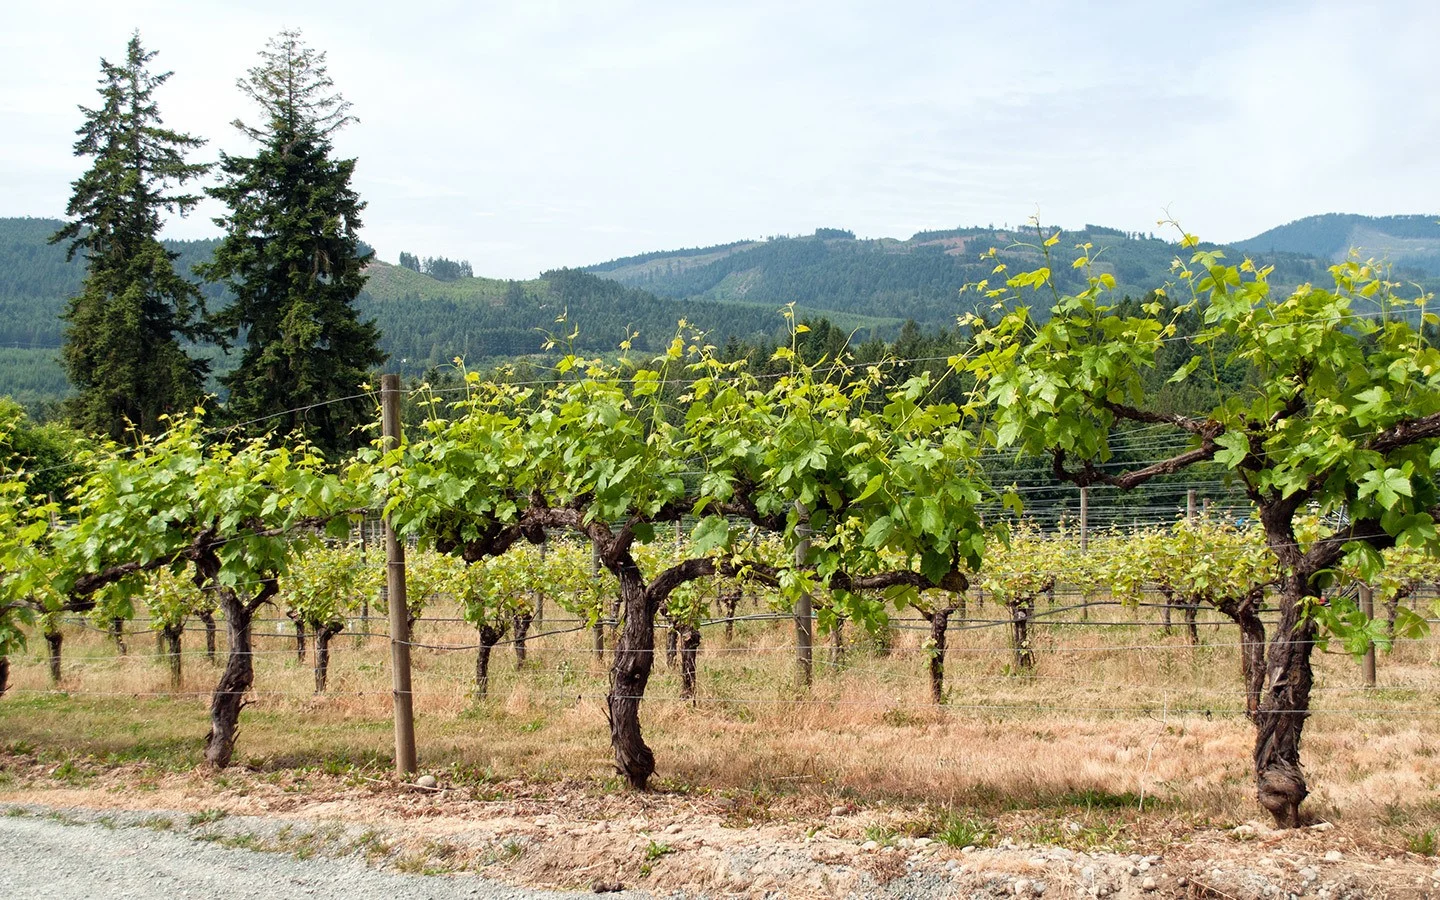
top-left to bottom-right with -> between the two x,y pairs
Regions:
3,0 -> 1438,279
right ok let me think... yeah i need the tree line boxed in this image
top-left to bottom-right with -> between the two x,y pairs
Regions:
584,226 -> 1373,329
51,31 -> 383,453
396,251 -> 473,281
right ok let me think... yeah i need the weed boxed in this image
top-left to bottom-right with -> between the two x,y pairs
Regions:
51,758 -> 91,784
881,708 -> 921,727
352,829 -> 394,862
720,792 -> 778,828
862,824 -> 898,846
1407,828 -> 1438,856
139,815 -> 174,831
393,851 -> 428,874
644,840 -> 673,861
1054,788 -> 1147,811
321,756 -> 351,777
188,808 -> 228,826
935,813 -> 992,849
199,831 -> 262,851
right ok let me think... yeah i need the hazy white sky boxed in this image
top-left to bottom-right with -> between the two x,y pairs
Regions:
3,0 -> 1438,279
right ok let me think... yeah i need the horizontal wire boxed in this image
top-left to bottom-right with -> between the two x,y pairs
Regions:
1,685 -> 1433,719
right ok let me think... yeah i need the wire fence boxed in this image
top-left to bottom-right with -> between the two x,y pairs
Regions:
14,594 -> 1439,728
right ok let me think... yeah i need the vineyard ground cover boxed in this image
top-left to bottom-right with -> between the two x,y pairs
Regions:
2,592 -> 1438,860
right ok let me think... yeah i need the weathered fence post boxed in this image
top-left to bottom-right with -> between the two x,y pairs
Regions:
794,501 -> 813,689
1358,582 -> 1376,688
382,374 -> 417,776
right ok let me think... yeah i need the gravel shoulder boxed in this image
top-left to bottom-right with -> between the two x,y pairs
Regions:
2,758 -> 1439,899
0,807 -> 631,900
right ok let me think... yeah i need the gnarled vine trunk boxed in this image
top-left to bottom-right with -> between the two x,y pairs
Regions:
720,588 -> 740,641
203,565 -> 276,769
474,623 -> 504,698
830,617 -> 845,665
1159,587 -> 1174,635
678,625 -> 700,702
0,656 -> 9,697
1216,592 -> 1268,720
110,617 -> 128,656
513,611 -> 533,669
1183,601 -> 1200,645
1384,588 -> 1407,640
314,621 -> 343,693
924,608 -> 952,704
1008,596 -> 1035,670
287,610 -> 306,663
44,627 -> 62,684
206,587 -> 254,768
198,609 -> 217,663
1252,578 -> 1317,828
664,623 -> 678,669
161,624 -> 183,689
607,592 -> 621,654
608,560 -> 656,789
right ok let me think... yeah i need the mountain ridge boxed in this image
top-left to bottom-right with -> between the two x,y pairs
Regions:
3,211 -> 1436,408
1232,213 -> 1440,275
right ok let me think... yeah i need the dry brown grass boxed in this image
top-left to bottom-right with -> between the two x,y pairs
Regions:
3,594 -> 1438,847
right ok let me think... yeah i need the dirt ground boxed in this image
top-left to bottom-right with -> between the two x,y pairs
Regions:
2,752 -> 1438,900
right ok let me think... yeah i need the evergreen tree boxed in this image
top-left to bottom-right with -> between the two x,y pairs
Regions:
50,33 -> 210,440
201,30 -> 384,454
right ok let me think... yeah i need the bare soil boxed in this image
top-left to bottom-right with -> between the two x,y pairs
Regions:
3,752 -> 1438,899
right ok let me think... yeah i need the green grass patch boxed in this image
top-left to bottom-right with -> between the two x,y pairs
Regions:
934,813 -> 992,848
188,809 -> 228,826
1407,828 -> 1438,856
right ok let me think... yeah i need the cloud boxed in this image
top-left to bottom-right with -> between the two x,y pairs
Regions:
4,0 -> 1439,276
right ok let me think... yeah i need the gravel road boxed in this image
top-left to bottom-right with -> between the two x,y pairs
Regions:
0,810 -> 654,900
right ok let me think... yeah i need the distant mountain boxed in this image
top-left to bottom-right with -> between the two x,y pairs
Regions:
1234,213 -> 1440,275
581,224 -> 1341,327
360,262 -> 900,370
0,217 -> 902,405
7,212 -> 1438,409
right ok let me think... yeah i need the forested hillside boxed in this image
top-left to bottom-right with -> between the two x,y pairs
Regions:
1234,213 -> 1440,274
582,224 -> 1349,326
8,213 -> 1438,410
0,217 -> 901,406
364,262 -> 899,369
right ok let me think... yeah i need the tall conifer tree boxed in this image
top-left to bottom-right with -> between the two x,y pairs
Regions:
51,33 -> 210,440
202,30 -> 384,454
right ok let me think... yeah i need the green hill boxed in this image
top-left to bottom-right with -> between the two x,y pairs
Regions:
0,217 -> 903,407
8,211 -> 1438,411
581,224 -> 1342,326
361,261 -> 902,369
1234,213 -> 1440,275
